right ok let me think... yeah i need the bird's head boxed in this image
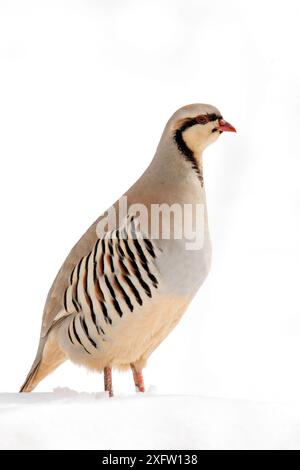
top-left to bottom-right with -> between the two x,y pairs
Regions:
169,103 -> 236,156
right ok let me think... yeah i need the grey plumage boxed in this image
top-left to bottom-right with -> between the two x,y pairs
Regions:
20,103 -> 236,394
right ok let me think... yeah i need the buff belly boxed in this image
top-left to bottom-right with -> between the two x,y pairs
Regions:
58,293 -> 191,371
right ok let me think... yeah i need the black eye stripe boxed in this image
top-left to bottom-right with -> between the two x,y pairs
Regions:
173,111 -> 222,186
207,113 -> 221,122
178,113 -> 222,132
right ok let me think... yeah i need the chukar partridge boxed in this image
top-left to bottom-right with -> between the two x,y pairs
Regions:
20,104 -> 236,396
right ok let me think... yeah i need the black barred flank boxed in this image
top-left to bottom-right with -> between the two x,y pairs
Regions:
104,275 -> 123,317
72,318 -> 91,355
122,275 -> 143,306
108,238 -> 115,273
71,288 -> 81,312
101,239 -> 106,274
114,275 -> 134,312
80,316 -> 97,349
132,236 -> 158,288
63,289 -> 68,312
139,278 -> 151,297
70,265 -> 76,284
93,257 -> 104,301
101,300 -> 112,325
144,239 -> 156,258
132,238 -> 148,267
92,259 -> 112,325
84,254 -> 101,335
93,238 -> 101,264
112,298 -> 123,317
68,324 -> 74,344
148,272 -> 158,288
122,238 -> 135,262
108,255 -> 114,273
117,241 -> 125,259
72,297 -> 81,313
71,317 -> 80,343
108,238 -> 114,256
90,303 -> 100,333
123,239 -> 152,298
74,257 -> 84,311
118,256 -> 130,275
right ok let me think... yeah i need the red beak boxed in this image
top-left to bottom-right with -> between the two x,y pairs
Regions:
218,118 -> 236,133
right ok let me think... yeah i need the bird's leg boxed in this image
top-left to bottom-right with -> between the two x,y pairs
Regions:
130,364 -> 145,393
104,367 -> 113,397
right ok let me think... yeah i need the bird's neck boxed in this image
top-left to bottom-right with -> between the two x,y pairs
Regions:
142,140 -> 207,206
124,142 -> 209,239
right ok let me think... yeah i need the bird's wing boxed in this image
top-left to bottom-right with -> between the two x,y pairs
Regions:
41,214 -> 160,337
41,217 -> 100,337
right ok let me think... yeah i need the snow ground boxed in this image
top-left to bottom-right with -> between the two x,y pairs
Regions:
1,390 -> 300,450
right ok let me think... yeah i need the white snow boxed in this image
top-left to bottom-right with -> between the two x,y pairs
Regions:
1,389 -> 300,450
1,0 -> 300,451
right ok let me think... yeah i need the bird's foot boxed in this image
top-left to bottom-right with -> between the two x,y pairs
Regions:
104,366 -> 113,397
131,364 -> 145,393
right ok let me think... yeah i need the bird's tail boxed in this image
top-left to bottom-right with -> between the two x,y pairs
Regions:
20,333 -> 66,392
20,361 -> 42,392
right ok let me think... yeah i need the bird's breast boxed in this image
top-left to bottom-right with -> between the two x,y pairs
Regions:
156,230 -> 212,296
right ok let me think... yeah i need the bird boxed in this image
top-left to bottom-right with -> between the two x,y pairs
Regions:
20,103 -> 236,396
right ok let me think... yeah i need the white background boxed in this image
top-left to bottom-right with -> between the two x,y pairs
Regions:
0,0 -> 299,403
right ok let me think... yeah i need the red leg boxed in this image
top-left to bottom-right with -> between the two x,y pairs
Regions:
104,367 -> 113,397
131,364 -> 145,393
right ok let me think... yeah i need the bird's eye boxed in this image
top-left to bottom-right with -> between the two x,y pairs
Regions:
196,115 -> 208,125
